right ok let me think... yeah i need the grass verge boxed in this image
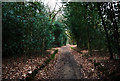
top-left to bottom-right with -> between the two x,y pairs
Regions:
70,47 -> 82,54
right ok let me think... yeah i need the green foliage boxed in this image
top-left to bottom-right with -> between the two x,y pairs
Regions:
100,3 -> 120,55
50,49 -> 58,60
3,2 -> 119,59
52,21 -> 67,47
97,2 -> 120,59
63,2 -> 106,51
70,47 -> 82,54
2,2 -> 66,57
63,2 -> 120,58
44,49 -> 58,65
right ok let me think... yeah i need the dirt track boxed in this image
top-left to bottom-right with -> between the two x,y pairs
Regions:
51,45 -> 83,79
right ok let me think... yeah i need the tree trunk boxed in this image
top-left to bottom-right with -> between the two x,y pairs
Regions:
97,3 -> 113,59
42,38 -> 45,56
86,4 -> 92,56
109,3 -> 120,56
87,26 -> 92,56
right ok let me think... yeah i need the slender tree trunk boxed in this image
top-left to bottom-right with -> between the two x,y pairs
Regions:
42,38 -> 45,56
97,3 -> 113,59
85,4 -> 92,56
87,26 -> 92,56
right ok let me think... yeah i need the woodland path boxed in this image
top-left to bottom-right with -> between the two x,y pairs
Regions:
50,44 -> 84,79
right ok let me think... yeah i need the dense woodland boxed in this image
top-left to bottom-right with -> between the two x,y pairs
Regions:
63,2 -> 120,59
2,1 -> 120,80
2,2 -> 67,57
